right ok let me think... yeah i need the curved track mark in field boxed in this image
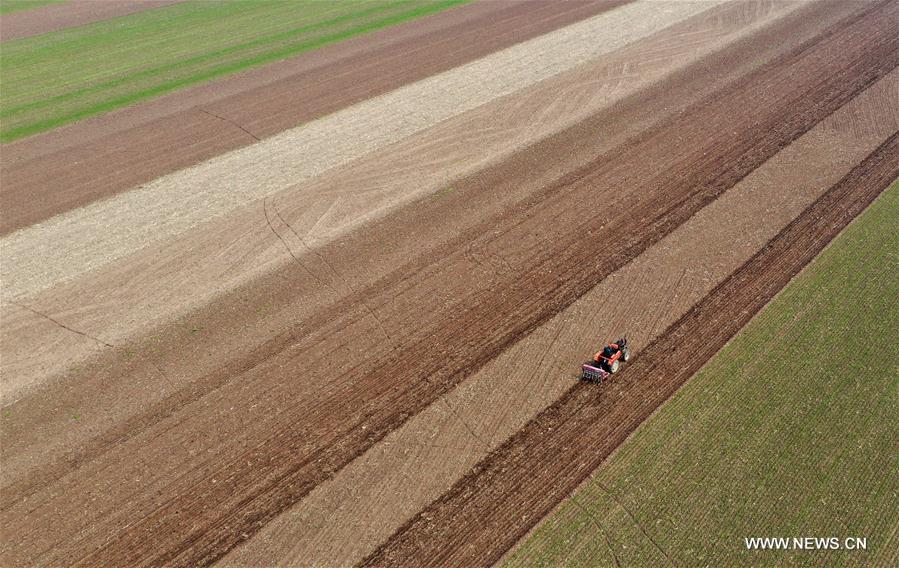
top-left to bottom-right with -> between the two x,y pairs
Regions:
361,130 -> 899,568
59,4 -> 898,565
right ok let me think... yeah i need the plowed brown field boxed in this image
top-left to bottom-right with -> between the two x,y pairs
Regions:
227,65 -> 899,568
1,1 -> 896,567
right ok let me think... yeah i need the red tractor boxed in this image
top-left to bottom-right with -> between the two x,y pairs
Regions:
580,337 -> 630,383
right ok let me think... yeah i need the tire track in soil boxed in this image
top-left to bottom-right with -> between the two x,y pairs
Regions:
361,130 -> 899,568
61,4 -> 899,566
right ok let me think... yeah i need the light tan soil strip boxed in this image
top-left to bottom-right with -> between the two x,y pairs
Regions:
0,0 -> 721,302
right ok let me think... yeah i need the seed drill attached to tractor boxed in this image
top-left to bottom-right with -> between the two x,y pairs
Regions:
579,337 -> 630,383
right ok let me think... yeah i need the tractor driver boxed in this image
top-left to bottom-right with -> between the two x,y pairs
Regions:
593,344 -> 614,365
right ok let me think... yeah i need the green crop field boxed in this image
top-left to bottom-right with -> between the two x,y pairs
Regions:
0,0 -> 467,141
505,181 -> 899,567
0,0 -> 62,15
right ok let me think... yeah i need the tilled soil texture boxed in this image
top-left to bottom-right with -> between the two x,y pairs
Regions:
0,0 -> 186,42
0,0 -> 722,399
0,0 -> 829,522
362,132 -> 899,568
3,6 -> 848,568
1,2 -> 893,567
0,0 -> 626,234
225,65 -> 899,568
221,2 -> 899,564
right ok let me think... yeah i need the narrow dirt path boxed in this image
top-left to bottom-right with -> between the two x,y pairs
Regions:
361,132 -> 899,567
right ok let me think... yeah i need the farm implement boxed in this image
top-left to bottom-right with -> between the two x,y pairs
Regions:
580,337 -> 630,383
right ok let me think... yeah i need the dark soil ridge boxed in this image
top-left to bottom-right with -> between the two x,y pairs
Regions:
361,130 -> 899,568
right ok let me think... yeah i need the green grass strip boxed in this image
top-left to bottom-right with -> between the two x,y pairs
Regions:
1,1 -> 405,117
505,180 -> 899,567
0,0 -> 468,142
0,0 -> 62,15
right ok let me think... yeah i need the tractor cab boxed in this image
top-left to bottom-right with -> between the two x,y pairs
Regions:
581,337 -> 631,383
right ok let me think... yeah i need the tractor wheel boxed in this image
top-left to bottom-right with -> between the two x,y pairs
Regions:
622,348 -> 631,362
610,360 -> 620,373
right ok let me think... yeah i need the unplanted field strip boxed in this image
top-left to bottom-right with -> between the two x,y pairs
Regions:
0,0 -> 716,301
64,4 -> 899,564
0,0 -> 470,141
361,131 -> 899,568
0,0 -> 627,234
